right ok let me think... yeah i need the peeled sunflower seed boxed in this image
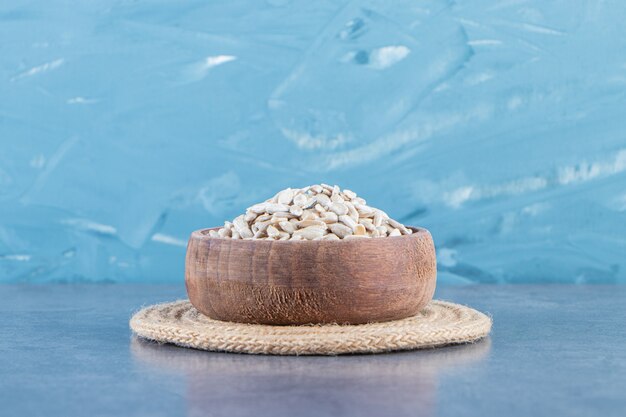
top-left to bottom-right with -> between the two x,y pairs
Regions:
329,202 -> 348,216
343,189 -> 357,199
388,218 -> 412,235
247,203 -> 267,214
267,225 -> 280,238
244,211 -> 257,222
321,212 -> 338,224
373,211 -> 384,227
293,194 -> 308,206
297,219 -> 327,228
272,212 -> 295,219
389,228 -> 402,237
289,205 -> 303,216
345,201 -> 359,222
359,218 -> 376,231
344,234 -> 371,240
293,226 -> 326,240
233,215 -> 254,238
330,194 -> 344,204
277,188 -> 295,205
266,203 -> 290,214
301,210 -> 319,221
338,214 -> 358,231
315,193 -> 331,207
279,221 -> 296,234
354,203 -> 375,217
329,223 -> 353,238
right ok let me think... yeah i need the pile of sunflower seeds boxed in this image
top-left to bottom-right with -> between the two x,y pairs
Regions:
208,184 -> 413,241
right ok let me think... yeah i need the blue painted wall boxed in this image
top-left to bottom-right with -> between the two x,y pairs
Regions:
1,1 -> 625,283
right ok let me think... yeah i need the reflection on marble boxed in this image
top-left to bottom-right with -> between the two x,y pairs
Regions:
1,1 -> 625,283
131,337 -> 490,417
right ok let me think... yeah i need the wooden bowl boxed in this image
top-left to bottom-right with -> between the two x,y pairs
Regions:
185,226 -> 437,325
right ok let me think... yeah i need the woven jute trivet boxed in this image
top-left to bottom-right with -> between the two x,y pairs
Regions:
130,300 -> 491,355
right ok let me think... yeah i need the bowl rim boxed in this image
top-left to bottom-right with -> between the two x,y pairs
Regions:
190,225 -> 429,244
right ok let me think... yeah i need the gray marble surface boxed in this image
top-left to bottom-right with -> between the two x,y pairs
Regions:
1,284 -> 624,417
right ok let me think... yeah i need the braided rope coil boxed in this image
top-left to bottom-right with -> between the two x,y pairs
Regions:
130,300 -> 492,355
